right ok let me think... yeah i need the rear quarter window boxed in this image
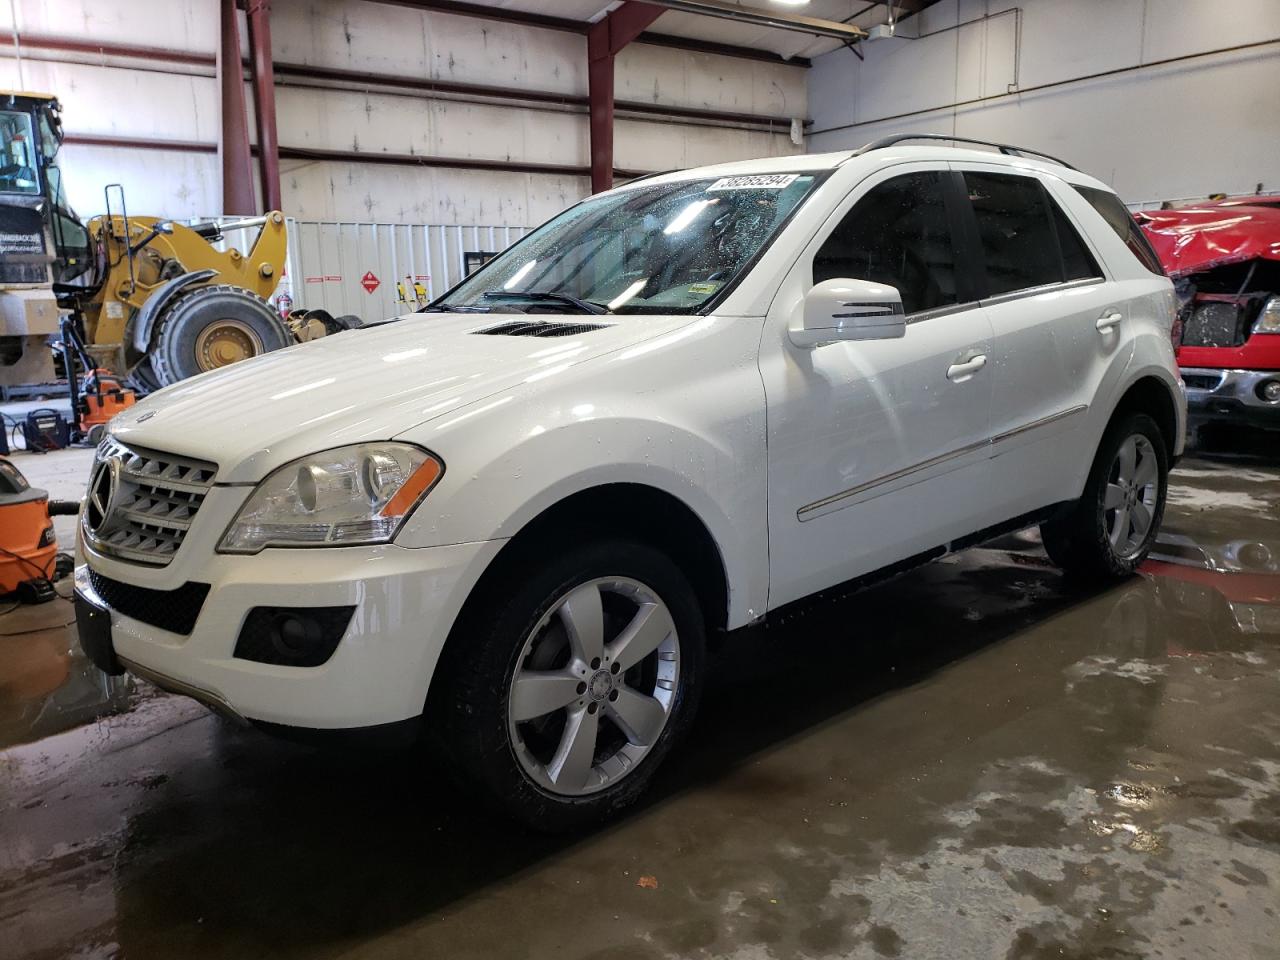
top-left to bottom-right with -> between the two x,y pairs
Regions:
1072,184 -> 1165,276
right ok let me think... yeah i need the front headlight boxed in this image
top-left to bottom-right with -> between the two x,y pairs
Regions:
1253,296 -> 1280,335
218,443 -> 443,553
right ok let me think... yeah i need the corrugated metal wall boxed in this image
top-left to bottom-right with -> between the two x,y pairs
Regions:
280,220 -> 530,323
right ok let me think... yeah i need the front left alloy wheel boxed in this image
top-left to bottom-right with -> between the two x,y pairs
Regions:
440,540 -> 705,831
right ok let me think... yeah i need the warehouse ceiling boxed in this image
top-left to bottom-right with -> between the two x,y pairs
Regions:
417,1 -> 943,62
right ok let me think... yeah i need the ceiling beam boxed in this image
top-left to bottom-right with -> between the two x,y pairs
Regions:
864,0 -> 930,11
640,0 -> 866,39
366,0 -> 814,65
637,30 -> 809,66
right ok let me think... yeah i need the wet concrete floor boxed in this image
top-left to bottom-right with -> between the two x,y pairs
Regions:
1,437 -> 1278,959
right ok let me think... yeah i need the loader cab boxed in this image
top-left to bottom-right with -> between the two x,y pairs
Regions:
0,92 -> 91,285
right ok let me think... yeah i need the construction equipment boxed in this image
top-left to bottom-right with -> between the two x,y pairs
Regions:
0,91 -> 343,396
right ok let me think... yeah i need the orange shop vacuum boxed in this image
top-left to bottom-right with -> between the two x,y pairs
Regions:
0,459 -> 79,604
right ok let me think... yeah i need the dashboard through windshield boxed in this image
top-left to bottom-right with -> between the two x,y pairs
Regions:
431,173 -> 821,315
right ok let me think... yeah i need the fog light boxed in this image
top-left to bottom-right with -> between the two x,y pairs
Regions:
1259,379 -> 1280,403
273,613 -> 323,659
234,605 -> 356,667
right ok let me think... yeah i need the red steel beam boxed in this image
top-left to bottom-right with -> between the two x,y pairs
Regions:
0,30 -> 215,66
63,134 -> 647,181
245,0 -> 282,212
365,1 -> 811,66
272,60 -> 804,129
588,2 -> 664,194
218,0 -> 255,214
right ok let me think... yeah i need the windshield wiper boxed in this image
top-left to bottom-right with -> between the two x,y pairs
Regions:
480,290 -> 608,315
419,303 -> 490,313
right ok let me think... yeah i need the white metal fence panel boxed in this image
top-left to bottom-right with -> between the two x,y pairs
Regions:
281,220 -> 530,324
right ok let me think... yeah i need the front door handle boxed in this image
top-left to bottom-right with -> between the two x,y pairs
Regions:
946,354 -> 987,381
1096,311 -> 1123,332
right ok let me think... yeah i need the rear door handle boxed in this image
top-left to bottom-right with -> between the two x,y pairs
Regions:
1096,311 -> 1123,332
946,354 -> 987,381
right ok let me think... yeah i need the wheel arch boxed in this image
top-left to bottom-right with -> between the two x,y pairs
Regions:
1107,373 -> 1182,458
424,481 -> 731,709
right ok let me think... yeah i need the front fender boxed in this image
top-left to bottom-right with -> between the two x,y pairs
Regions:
397,415 -> 769,629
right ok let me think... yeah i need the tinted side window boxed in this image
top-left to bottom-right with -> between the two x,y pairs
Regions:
1072,184 -> 1166,276
964,171 -> 1063,296
813,171 -> 958,316
1049,198 -> 1103,281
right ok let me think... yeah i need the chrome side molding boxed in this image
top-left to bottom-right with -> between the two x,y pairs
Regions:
797,404 -> 1088,521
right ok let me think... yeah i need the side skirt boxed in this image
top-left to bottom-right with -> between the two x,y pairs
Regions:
747,504 -> 1069,631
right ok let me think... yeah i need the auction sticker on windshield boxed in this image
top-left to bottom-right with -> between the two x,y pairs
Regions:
707,174 -> 799,191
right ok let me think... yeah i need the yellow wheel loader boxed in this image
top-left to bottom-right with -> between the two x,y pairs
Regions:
0,92 -> 334,395
79,201 -> 291,390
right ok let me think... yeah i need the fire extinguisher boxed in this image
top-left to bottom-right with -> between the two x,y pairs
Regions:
276,291 -> 293,319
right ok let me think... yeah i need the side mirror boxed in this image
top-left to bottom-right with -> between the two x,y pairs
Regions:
790,278 -> 906,348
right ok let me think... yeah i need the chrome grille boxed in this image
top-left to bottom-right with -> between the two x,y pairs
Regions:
84,437 -> 218,566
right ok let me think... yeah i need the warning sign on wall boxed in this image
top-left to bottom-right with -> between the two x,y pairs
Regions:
361,271 -> 381,294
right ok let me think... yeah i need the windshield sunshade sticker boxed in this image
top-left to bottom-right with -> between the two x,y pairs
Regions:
707,174 -> 799,192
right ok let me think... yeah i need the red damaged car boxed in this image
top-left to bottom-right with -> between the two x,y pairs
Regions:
1137,196 -> 1280,435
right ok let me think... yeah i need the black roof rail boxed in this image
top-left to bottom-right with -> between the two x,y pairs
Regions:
849,134 -> 1078,171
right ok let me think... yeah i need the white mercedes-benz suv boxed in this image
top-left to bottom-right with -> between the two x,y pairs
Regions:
76,136 -> 1185,829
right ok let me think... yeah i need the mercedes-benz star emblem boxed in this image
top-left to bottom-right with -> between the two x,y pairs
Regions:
85,457 -> 123,538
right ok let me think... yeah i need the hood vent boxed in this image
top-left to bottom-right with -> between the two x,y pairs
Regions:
473,320 -> 611,338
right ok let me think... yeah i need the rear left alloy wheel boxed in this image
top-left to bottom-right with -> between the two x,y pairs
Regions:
1041,412 -> 1169,582
441,540 -> 705,831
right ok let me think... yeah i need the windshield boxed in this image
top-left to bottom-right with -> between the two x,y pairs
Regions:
0,111 -> 40,195
433,173 -> 821,315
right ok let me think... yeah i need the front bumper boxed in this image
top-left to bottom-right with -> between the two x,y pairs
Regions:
1182,367 -> 1280,430
76,534 -> 505,729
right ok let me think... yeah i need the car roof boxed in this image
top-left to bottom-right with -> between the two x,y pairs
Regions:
618,145 -> 1112,194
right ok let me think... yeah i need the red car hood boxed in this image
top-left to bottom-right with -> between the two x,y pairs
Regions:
1136,204 -> 1280,277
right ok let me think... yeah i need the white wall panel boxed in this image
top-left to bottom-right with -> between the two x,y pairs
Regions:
616,43 -> 806,118
0,59 -> 217,142
1140,0 -> 1280,62
809,0 -> 1280,204
58,145 -> 224,220
280,159 -> 586,227
11,0 -> 216,55
0,0 -> 806,226
271,0 -> 585,96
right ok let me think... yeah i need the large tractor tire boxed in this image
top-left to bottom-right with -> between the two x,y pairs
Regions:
126,358 -> 162,395
150,284 -> 292,387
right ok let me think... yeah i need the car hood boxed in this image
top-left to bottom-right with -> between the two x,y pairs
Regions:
1136,204 -> 1280,277
109,312 -> 695,483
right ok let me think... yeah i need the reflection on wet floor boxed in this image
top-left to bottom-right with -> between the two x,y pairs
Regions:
1,443 -> 1278,960
0,598 -> 138,750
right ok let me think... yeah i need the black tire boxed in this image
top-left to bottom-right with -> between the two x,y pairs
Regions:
150,284 -> 292,387
1040,412 -> 1169,583
125,357 -> 161,395
438,539 -> 705,832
